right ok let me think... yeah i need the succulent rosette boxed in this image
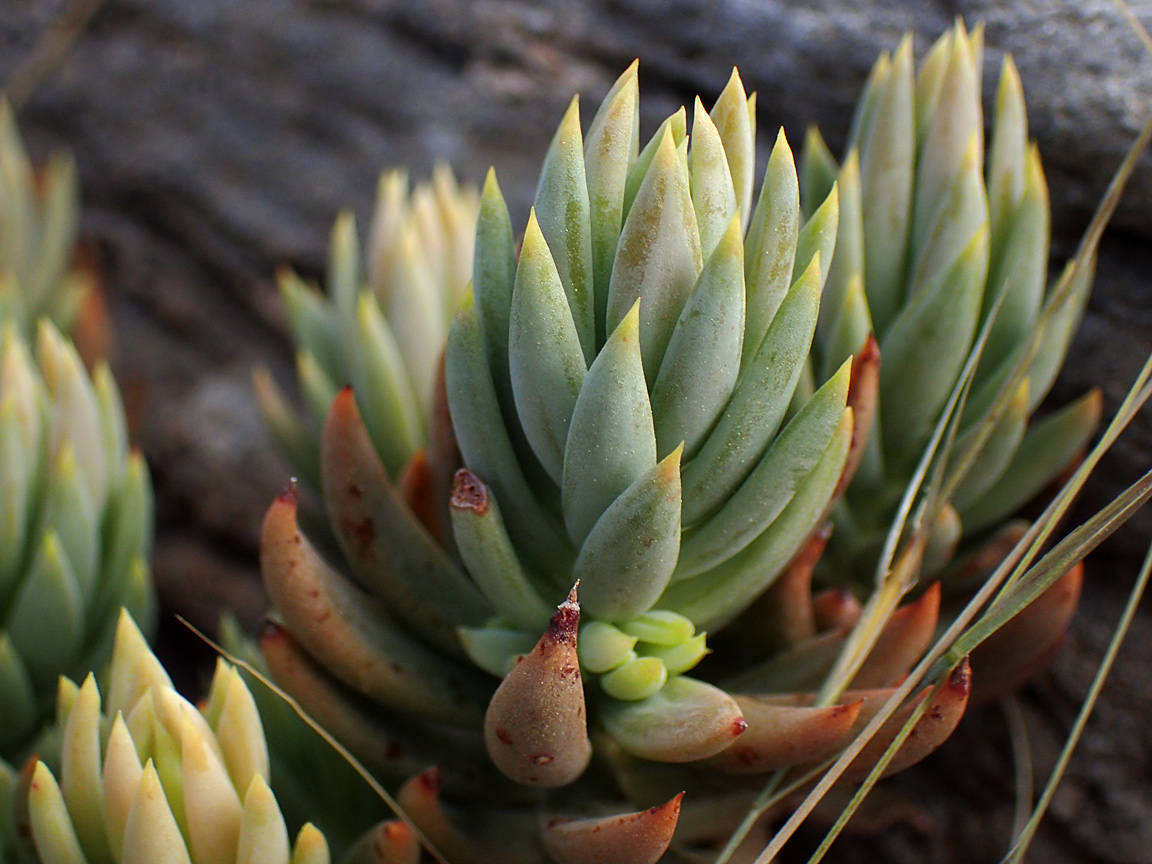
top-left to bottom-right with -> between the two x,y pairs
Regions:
0,321 -> 153,766
14,610 -> 330,864
802,23 -> 1100,586
257,40 -> 1001,859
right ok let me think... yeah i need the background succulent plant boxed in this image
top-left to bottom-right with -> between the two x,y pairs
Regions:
0,100 -> 105,356
255,166 -> 478,495
16,609 -> 330,864
801,22 -> 1101,586
0,321 -> 153,766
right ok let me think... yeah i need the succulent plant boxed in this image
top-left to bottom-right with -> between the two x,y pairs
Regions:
0,321 -> 154,767
0,100 -> 106,354
800,22 -> 1101,584
256,34 -> 1043,857
255,165 -> 478,495
15,609 -> 330,864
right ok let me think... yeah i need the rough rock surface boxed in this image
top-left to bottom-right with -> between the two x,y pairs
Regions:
2,2 -> 1151,862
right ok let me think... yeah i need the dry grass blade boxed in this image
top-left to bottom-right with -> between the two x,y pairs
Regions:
1002,696 -> 1035,845
176,615 -> 454,864
999,537 -> 1152,862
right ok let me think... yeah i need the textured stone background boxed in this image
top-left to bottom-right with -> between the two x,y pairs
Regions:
3,1 -> 1152,861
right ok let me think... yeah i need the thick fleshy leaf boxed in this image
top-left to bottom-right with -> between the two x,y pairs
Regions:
600,676 -> 745,762
252,367 -> 321,491
744,129 -> 800,360
121,761 -> 192,864
445,293 -> 573,571
0,635 -> 37,750
681,253 -> 825,525
349,293 -> 423,478
709,69 -> 755,229
839,659 -> 971,784
562,302 -> 656,545
103,715 -> 143,861
261,488 -> 492,725
542,794 -> 683,864
473,169 -> 518,420
818,151 -> 863,352
987,56 -> 1028,261
665,407 -> 852,629
28,762 -> 89,864
484,587 -> 590,787
978,144 -> 1048,379
509,211 -> 588,481
236,775 -> 291,864
857,35 -> 915,335
533,97 -> 595,361
584,62 -> 640,339
622,109 -> 687,222
961,389 -> 1102,534
689,97 -> 738,259
799,126 -> 838,219
259,621 -> 482,786
607,127 -> 703,381
574,446 -> 682,621
704,696 -> 860,773
676,358 -> 850,578
321,388 -> 490,653
212,665 -> 270,794
879,226 -> 988,465
61,674 -> 113,864
181,709 -> 244,864
910,24 -> 983,263
450,469 -> 555,630
650,216 -> 745,460
40,444 -> 98,602
8,532 -> 83,687
849,583 -> 941,690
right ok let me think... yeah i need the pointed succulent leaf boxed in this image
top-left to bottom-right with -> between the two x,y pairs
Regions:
689,97 -> 738,259
987,56 -> 1029,263
321,388 -> 491,653
879,226 -> 988,464
562,302 -> 656,545
585,61 -> 640,339
121,760 -> 192,864
484,587 -> 591,787
446,292 -> 574,571
849,583 -> 941,690
608,126 -> 703,381
8,531 -> 83,687
681,253 -> 825,525
857,35 -> 915,335
650,216 -> 745,460
509,211 -> 588,481
574,445 -> 682,622
261,487 -> 493,725
61,674 -> 113,864
40,443 -> 98,603
349,293 -> 423,478
818,152 -> 863,350
799,125 -> 838,220
704,696 -> 861,773
950,379 -> 1030,511
744,129 -> 800,357
542,793 -> 683,864
252,367 -> 321,492
28,762 -> 89,864
450,469 -> 555,631
622,108 -> 687,222
181,709 -> 244,864
979,145 -> 1048,378
103,715 -> 143,861
600,676 -> 745,762
212,665 -> 270,794
677,358 -> 850,578
473,169 -> 518,412
637,632 -> 708,676
709,69 -> 755,229
533,97 -> 596,361
789,181 -> 838,299
236,775 -> 291,864
666,407 -> 852,629
0,635 -> 37,751
961,388 -> 1102,534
